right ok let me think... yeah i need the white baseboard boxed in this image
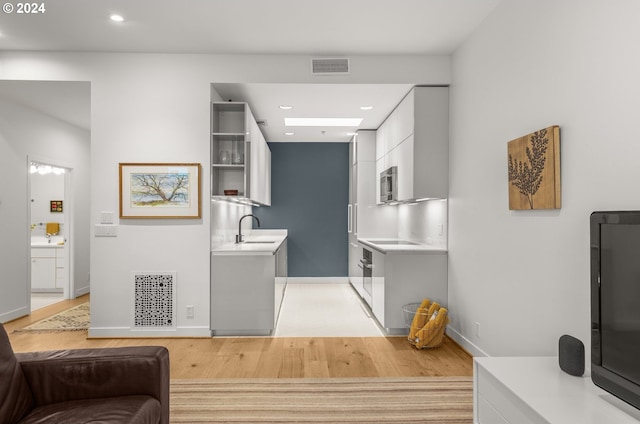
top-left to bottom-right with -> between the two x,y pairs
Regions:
286,277 -> 349,284
446,326 -> 489,357
75,285 -> 90,297
0,305 -> 29,324
88,326 -> 211,338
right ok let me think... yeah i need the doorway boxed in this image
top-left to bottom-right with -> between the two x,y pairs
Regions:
29,160 -> 72,310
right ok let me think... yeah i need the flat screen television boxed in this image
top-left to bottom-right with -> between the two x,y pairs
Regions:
591,211 -> 640,410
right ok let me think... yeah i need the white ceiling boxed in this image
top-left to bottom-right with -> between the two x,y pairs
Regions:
0,0 -> 501,139
0,0 -> 500,55
213,83 -> 415,142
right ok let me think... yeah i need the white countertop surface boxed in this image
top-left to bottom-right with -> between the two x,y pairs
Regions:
31,236 -> 65,248
358,238 -> 447,254
475,356 -> 640,424
211,229 -> 287,256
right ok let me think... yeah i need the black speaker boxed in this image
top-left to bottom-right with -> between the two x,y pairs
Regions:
559,334 -> 585,376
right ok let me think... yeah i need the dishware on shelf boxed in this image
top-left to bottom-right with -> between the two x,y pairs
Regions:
232,152 -> 244,164
219,150 -> 231,164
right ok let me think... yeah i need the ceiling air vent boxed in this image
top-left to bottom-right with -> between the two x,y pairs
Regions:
311,58 -> 350,75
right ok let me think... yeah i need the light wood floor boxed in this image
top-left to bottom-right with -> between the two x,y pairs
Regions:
6,294 -> 473,379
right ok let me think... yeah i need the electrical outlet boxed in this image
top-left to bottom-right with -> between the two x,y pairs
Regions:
475,322 -> 481,337
438,224 -> 444,236
186,305 -> 194,319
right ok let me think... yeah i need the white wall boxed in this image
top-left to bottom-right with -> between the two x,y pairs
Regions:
0,52 -> 449,336
0,94 -> 90,321
448,0 -> 640,357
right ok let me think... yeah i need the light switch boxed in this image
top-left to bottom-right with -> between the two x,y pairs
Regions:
100,211 -> 114,224
95,224 -> 117,237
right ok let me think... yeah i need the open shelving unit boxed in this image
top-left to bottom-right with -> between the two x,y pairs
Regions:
211,103 -> 247,199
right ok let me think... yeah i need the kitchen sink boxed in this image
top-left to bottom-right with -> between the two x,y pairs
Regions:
244,241 -> 276,244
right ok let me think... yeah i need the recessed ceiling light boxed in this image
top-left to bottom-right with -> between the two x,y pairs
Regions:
279,105 -> 293,110
284,132 -> 295,136
285,117 -> 363,127
360,106 -> 373,110
110,14 -> 125,22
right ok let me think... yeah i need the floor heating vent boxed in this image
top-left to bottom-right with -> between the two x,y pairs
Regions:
132,272 -> 176,328
311,58 -> 350,75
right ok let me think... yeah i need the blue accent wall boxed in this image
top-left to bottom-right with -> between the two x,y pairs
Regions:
253,142 -> 349,277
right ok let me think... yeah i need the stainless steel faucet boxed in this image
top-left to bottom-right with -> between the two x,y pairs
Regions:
236,214 -> 260,243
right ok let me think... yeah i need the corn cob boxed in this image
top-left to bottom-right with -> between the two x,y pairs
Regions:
415,307 -> 448,349
409,307 -> 429,340
408,299 -> 431,340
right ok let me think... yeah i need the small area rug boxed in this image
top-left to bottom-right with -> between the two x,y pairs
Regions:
170,376 -> 473,423
14,302 -> 89,333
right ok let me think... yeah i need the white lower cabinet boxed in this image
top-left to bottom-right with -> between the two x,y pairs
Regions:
348,239 -> 364,298
210,240 -> 287,336
274,240 -> 288,321
31,247 -> 64,292
370,248 -> 447,334
474,357 -> 640,424
31,256 -> 56,290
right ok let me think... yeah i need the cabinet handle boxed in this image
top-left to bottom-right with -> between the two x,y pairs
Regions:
354,203 -> 358,235
359,259 -> 373,269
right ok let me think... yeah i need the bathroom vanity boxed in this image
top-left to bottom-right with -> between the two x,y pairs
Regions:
31,237 -> 66,293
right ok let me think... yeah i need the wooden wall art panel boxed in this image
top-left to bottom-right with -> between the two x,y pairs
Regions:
507,125 -> 560,210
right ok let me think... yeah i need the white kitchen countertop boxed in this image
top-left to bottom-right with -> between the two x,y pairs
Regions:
211,229 -> 287,256
358,238 -> 447,254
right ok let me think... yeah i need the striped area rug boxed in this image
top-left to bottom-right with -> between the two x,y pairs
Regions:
170,376 -> 473,423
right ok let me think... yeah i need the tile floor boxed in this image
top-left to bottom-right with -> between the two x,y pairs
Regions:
31,293 -> 65,311
274,283 -> 384,337
28,284 -> 384,337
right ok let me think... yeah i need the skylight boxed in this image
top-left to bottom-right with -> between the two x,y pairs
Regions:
284,117 -> 363,127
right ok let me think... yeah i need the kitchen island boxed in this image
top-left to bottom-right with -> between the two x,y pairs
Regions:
210,230 -> 287,336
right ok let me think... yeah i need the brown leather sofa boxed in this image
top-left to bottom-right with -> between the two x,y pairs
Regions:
0,323 -> 169,424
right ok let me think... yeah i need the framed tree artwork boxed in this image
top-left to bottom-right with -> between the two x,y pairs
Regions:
119,163 -> 201,218
507,126 -> 561,210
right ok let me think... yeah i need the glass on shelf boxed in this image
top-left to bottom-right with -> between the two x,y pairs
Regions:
232,151 -> 244,164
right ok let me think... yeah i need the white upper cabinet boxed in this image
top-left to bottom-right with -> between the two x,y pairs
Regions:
375,122 -> 386,161
349,130 -> 377,237
411,87 -> 448,201
247,106 -> 271,206
354,130 -> 376,163
375,86 -> 449,203
211,102 -> 271,206
395,89 -> 414,147
396,135 -> 414,201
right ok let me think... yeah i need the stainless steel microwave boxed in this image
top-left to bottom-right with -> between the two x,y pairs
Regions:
380,166 -> 397,203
